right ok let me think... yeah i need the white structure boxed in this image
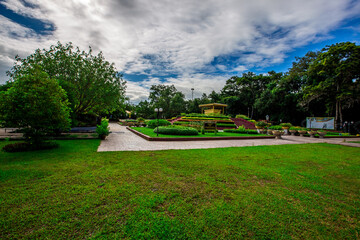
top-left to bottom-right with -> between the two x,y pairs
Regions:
306,117 -> 335,129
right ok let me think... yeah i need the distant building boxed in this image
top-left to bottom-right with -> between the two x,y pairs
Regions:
199,103 -> 227,115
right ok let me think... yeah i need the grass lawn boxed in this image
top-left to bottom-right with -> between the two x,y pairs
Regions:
131,127 -> 266,138
348,141 -> 360,144
1,141 -> 360,239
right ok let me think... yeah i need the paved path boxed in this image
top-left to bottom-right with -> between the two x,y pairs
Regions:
97,123 -> 360,152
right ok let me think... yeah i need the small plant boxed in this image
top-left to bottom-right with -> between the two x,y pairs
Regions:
96,118 -> 110,139
237,125 -> 246,132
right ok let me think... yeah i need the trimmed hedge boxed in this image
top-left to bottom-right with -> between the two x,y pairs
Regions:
224,129 -> 259,134
236,114 -> 250,120
217,123 -> 236,127
153,126 -> 199,135
146,119 -> 171,128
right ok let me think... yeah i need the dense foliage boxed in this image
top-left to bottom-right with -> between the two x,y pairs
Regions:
128,42 -> 360,131
153,126 -> 199,135
7,42 -> 126,123
96,118 -> 110,139
0,67 -> 71,145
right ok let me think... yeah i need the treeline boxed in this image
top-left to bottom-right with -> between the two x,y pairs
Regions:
130,42 -> 360,128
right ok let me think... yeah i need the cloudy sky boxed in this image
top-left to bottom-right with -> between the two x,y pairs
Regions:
1,0 -> 360,103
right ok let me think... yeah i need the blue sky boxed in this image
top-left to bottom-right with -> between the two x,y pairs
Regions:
1,0 -> 360,103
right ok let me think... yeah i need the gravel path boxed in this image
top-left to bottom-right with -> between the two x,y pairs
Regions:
97,123 -> 360,152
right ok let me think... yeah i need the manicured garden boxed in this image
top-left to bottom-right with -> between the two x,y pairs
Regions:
131,127 -> 266,138
1,140 -> 359,239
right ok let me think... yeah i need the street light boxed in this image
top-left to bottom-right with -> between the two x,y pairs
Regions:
191,88 -> 194,101
154,108 -> 163,136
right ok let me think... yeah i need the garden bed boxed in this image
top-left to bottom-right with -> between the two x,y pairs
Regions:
128,127 -> 274,141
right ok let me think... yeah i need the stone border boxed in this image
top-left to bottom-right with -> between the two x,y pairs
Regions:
126,127 -> 276,141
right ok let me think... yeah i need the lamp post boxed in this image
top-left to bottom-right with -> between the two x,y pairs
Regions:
154,108 -> 163,136
191,88 -> 194,101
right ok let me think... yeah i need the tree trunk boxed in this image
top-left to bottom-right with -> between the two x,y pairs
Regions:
335,100 -> 339,130
339,100 -> 343,128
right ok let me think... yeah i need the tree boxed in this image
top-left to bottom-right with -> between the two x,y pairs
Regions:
0,66 -> 71,145
303,42 -> 360,128
148,84 -> 186,118
221,72 -> 271,118
135,100 -> 154,118
7,42 -> 126,123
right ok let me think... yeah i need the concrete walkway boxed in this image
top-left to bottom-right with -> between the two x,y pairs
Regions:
97,123 -> 360,152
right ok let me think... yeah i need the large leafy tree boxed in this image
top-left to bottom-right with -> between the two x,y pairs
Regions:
221,72 -> 271,118
149,84 -> 186,118
303,42 -> 360,127
7,42 -> 126,121
0,66 -> 71,144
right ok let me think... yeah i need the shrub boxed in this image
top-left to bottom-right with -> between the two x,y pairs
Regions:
2,142 -> 59,152
249,120 -> 256,124
236,114 -> 250,120
280,123 -> 292,128
153,126 -> 198,135
136,117 -> 145,123
237,125 -> 246,132
96,118 -> 110,138
146,119 -> 171,128
269,125 -> 283,130
255,121 -> 267,128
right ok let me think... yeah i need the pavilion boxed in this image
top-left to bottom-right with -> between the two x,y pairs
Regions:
199,103 -> 227,115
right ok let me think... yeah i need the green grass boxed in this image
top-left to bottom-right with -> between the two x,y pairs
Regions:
1,141 -> 360,239
132,127 -> 265,138
348,141 -> 360,144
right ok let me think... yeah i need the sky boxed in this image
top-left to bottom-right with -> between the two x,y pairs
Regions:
0,0 -> 360,103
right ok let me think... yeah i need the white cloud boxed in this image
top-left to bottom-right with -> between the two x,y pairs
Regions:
1,0 -> 360,101
125,73 -> 229,103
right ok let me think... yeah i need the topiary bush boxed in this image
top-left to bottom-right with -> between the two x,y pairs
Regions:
153,126 -> 198,135
255,121 -> 268,128
146,119 -> 171,128
280,123 -> 292,128
269,125 -> 283,130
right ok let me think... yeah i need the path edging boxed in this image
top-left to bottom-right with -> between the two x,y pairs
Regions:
126,127 -> 276,141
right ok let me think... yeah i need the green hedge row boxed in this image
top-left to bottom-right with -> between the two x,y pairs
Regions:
182,113 -> 230,118
153,126 -> 199,135
217,123 -> 237,127
224,129 -> 259,134
146,119 -> 171,128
